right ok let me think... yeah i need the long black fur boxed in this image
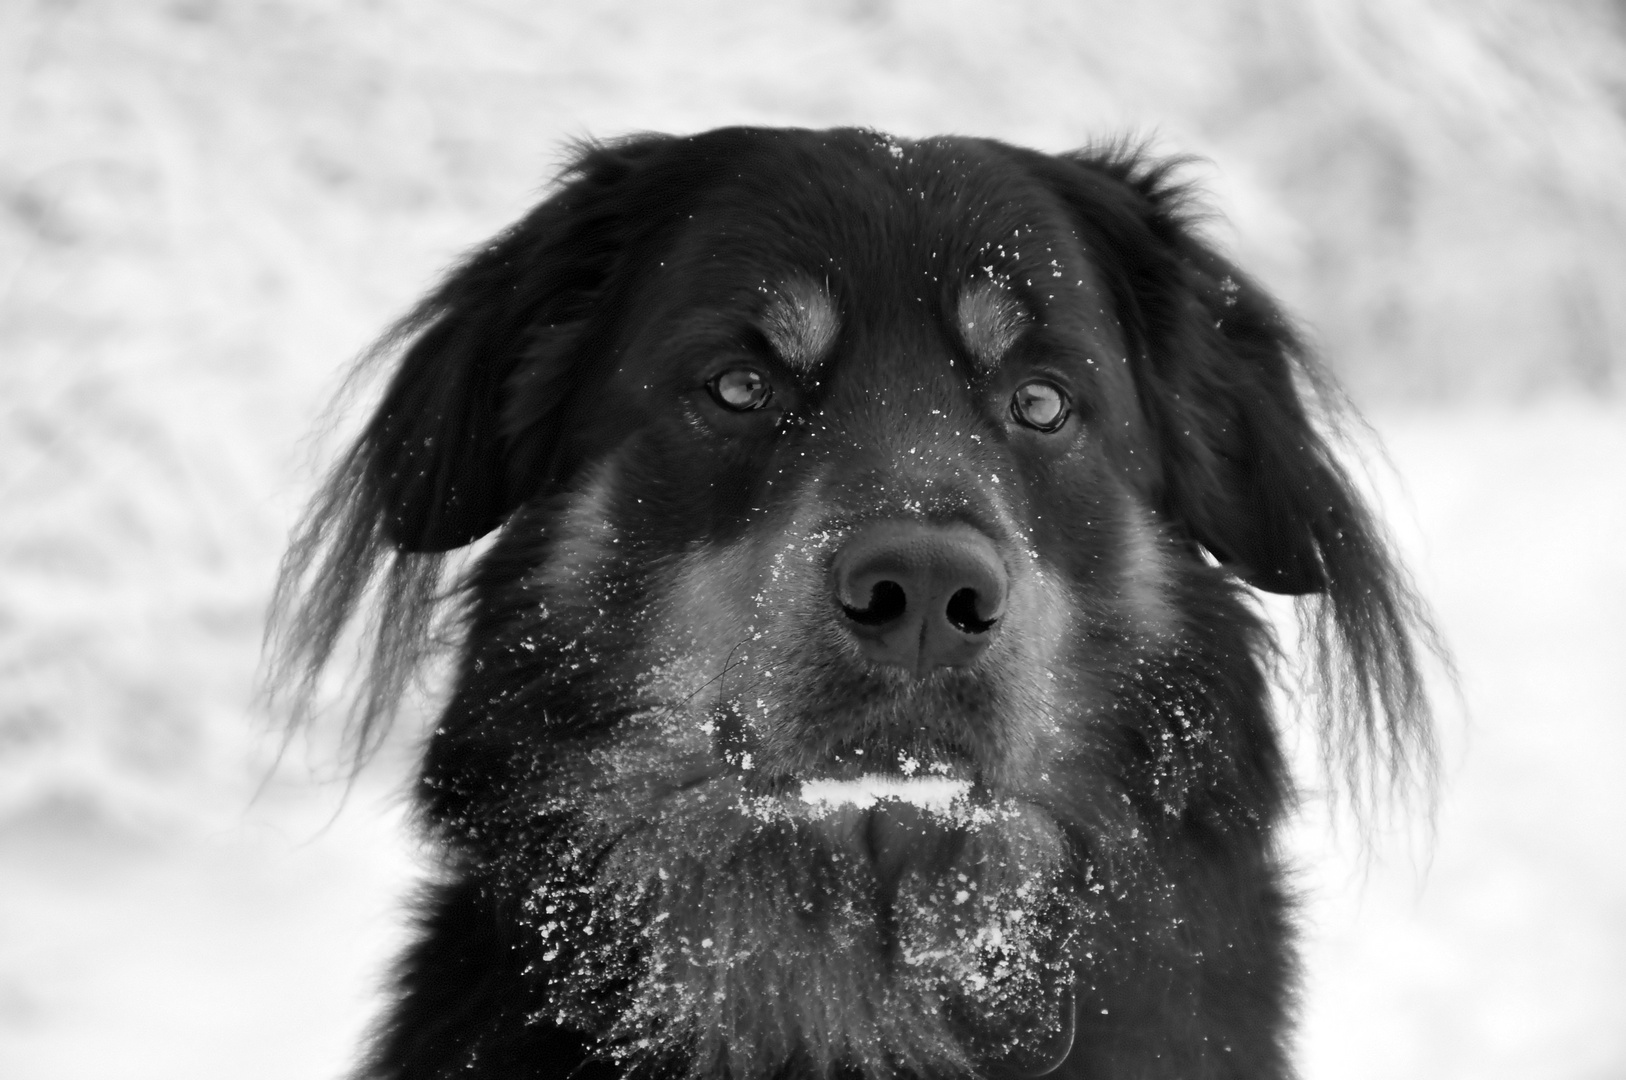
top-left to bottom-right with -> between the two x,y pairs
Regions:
269,128 -> 1438,1080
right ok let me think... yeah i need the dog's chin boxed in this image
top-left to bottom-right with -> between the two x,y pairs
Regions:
531,754 -> 1082,1080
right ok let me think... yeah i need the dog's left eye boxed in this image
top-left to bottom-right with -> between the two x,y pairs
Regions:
709,367 -> 775,411
1011,380 -> 1069,432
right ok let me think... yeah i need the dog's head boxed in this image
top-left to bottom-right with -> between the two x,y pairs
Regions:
272,128 -> 1435,1079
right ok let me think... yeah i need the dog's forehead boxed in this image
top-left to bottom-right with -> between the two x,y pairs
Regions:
663,138 -> 1126,375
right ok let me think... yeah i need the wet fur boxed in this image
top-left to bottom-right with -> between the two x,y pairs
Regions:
270,128 -> 1437,1080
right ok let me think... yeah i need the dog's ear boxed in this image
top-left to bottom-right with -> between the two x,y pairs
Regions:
266,135 -> 680,755
1128,243 -> 1336,597
1030,145 -> 1441,796
1028,147 -> 1354,594
364,135 -> 676,552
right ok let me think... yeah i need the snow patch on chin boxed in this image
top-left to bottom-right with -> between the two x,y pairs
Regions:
799,775 -> 971,813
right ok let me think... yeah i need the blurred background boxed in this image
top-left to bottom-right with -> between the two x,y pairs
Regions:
1,1 -> 1622,1077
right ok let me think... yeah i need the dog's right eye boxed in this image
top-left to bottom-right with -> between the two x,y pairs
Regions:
708,367 -> 775,411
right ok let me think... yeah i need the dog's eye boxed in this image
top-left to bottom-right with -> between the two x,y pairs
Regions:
1011,380 -> 1069,432
709,367 -> 775,411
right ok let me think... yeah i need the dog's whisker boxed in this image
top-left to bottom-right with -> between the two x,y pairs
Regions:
676,638 -> 754,705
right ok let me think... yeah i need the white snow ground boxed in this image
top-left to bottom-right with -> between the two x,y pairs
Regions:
1,3 -> 1622,1078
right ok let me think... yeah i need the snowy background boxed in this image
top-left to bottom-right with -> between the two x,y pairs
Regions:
2,2 -> 1623,1077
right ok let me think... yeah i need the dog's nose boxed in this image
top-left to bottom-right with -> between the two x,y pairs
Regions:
832,522 -> 1007,673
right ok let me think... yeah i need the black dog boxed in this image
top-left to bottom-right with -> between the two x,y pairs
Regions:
272,127 -> 1436,1080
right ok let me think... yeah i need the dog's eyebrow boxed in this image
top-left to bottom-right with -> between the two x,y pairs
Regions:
956,279 -> 1030,371
759,279 -> 840,373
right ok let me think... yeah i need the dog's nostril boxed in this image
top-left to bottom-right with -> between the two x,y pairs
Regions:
944,587 -> 996,635
843,580 -> 907,626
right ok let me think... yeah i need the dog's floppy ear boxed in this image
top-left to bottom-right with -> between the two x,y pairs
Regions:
1129,241 -> 1335,597
367,135 -> 676,552
1029,147 -> 1361,594
267,135 -> 679,754
1029,145 -> 1440,795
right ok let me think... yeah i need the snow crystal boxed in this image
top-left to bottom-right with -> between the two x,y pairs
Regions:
798,775 -> 971,812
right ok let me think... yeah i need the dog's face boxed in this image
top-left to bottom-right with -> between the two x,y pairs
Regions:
533,136 -> 1164,787
276,128 -> 1434,1080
